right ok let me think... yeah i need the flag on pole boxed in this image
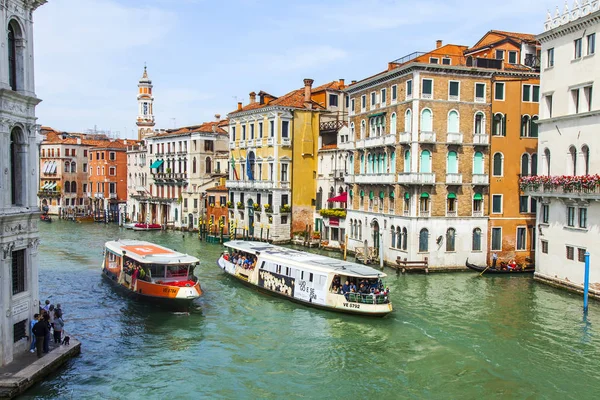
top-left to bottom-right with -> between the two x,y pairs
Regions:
231,155 -> 239,180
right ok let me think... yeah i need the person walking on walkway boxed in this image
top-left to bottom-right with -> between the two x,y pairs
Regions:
42,313 -> 51,354
29,313 -> 39,353
32,315 -> 49,358
492,252 -> 498,269
53,310 -> 64,344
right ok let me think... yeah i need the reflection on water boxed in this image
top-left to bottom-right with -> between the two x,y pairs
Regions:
27,221 -> 600,399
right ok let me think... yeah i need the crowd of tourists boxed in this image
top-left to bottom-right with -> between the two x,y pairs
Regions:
30,299 -> 67,358
331,276 -> 390,301
223,251 -> 257,270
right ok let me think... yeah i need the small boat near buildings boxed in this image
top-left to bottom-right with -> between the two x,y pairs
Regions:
102,239 -> 202,309
217,241 -> 393,317
132,223 -> 162,231
465,259 -> 535,274
40,214 -> 52,223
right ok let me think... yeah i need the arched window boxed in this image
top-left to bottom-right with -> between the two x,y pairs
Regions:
420,150 -> 431,173
521,153 -> 530,176
395,227 -> 400,248
531,153 -> 538,176
174,208 -> 178,222
391,225 -> 396,247
421,109 -> 433,132
492,113 -> 504,136
8,20 -> 23,91
582,145 -> 590,175
493,153 -> 503,176
361,120 -> 366,139
569,146 -> 577,175
390,152 -> 396,173
64,161 -> 70,173
369,118 -> 376,137
404,149 -> 411,173
447,151 -> 458,174
360,154 -> 365,174
419,228 -> 429,252
367,154 -> 372,174
521,115 -> 531,137
192,157 -> 197,174
350,122 -> 355,139
405,109 -> 412,133
402,227 -> 408,250
544,148 -> 551,176
71,181 -> 77,193
358,220 -> 362,240
65,181 -> 71,193
530,115 -> 539,137
71,161 -> 76,173
10,127 -> 25,205
41,149 -> 45,157
447,110 -> 459,133
446,228 -> 456,252
206,157 -> 212,174
473,151 -> 484,175
472,228 -> 482,251
390,113 -> 397,135
475,112 -> 485,135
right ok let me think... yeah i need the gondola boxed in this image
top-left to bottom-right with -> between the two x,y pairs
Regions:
465,259 -> 535,274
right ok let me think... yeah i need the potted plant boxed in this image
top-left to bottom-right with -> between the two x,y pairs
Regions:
264,204 -> 272,213
253,203 -> 261,211
280,204 -> 291,213
226,201 -> 233,208
236,201 -> 243,208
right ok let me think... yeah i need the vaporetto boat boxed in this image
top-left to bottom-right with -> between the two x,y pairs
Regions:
217,241 -> 393,317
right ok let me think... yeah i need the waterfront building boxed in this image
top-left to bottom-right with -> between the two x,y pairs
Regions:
344,41 -> 493,267
206,183 -> 229,236
126,141 -> 148,222
88,140 -> 131,220
523,2 -> 600,290
227,79 -> 343,243
464,31 -> 541,266
0,0 -> 46,367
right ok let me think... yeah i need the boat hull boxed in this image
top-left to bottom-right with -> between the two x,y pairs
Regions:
217,258 -> 392,317
465,260 -> 534,274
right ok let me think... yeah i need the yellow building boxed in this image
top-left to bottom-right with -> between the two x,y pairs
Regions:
227,79 -> 341,242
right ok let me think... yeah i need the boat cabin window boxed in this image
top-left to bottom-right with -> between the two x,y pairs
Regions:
309,273 -> 313,282
106,251 -> 119,268
301,271 -> 304,280
330,275 -> 390,304
226,250 -> 258,271
166,264 -> 190,278
147,264 -> 166,279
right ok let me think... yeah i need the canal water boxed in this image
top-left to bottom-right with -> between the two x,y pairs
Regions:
26,221 -> 600,399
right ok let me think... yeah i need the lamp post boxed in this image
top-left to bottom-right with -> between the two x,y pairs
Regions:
379,231 -> 384,270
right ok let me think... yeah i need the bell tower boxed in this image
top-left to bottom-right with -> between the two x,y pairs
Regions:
136,65 -> 155,140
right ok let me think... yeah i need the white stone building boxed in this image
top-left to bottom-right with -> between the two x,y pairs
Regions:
0,0 -> 46,367
126,141 -> 148,222
526,2 -> 600,291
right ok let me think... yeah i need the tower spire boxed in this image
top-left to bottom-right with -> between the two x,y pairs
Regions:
136,64 -> 155,140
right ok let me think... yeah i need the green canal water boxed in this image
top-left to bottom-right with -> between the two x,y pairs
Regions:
26,221 -> 600,399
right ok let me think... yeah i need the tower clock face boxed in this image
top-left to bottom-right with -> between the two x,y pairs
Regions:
143,103 -> 148,115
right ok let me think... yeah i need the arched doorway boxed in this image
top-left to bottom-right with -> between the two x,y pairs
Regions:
188,213 -> 194,230
372,220 -> 380,250
247,198 -> 255,237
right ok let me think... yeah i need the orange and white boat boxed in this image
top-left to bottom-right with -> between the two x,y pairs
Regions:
101,239 -> 202,309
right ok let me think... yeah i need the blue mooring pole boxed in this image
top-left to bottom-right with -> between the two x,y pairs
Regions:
583,252 -> 591,312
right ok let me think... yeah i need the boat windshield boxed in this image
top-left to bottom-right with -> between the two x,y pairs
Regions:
144,263 -> 193,280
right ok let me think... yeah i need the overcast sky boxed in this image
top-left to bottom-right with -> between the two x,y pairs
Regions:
33,0 -> 559,138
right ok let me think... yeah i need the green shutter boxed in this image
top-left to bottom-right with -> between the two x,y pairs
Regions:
390,191 -> 395,198
502,114 -> 507,136
447,192 -> 457,199
350,190 -> 353,196
473,193 -> 483,200
379,191 -> 384,199
404,192 -> 410,200
360,190 -> 364,197
420,192 -> 429,198
369,191 -> 374,200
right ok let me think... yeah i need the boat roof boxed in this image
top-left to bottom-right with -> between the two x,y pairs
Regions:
105,239 -> 199,265
224,241 -> 387,278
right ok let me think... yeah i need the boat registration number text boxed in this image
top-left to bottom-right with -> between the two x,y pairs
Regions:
163,288 -> 178,294
342,302 -> 360,309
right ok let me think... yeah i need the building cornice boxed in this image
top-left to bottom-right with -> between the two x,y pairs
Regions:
538,8 -> 600,43
537,109 -> 600,124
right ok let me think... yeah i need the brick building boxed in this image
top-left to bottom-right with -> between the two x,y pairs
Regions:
206,184 -> 229,235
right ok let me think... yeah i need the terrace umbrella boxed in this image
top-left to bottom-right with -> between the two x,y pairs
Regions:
327,192 -> 348,203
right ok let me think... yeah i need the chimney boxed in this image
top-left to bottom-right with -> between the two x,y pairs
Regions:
351,80 -> 357,84
76,138 -> 81,145
237,102 -> 242,111
339,79 -> 345,89
249,92 -> 256,104
304,78 -> 314,104
436,40 -> 443,49
124,139 -> 128,145
215,113 -> 221,121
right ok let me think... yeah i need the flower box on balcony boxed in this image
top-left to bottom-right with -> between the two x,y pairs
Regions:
319,208 -> 347,218
226,201 -> 233,208
280,204 -> 291,213
236,201 -> 243,208
264,204 -> 272,213
252,203 -> 261,211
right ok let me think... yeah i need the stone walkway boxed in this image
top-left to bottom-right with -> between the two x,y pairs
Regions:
0,335 -> 80,399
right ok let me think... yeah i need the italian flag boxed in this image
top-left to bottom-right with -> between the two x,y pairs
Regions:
231,155 -> 239,180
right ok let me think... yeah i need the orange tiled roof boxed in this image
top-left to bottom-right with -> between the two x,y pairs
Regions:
231,85 -> 327,114
312,80 -> 345,92
41,129 -> 137,148
155,121 -> 228,137
467,30 -> 538,54
206,185 -> 228,192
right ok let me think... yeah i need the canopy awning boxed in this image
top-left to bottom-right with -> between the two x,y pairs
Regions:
420,192 -> 429,198
150,159 -> 164,169
473,193 -> 483,200
327,192 -> 348,203
368,112 -> 386,118
447,192 -> 457,199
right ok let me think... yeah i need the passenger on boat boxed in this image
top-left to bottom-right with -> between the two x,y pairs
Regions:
342,281 -> 349,293
349,282 -> 357,292
507,259 -> 517,270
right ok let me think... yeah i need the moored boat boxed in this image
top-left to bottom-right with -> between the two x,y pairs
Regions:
133,223 -> 162,231
40,214 -> 52,223
102,239 -> 202,309
217,241 -> 393,317
465,259 -> 535,274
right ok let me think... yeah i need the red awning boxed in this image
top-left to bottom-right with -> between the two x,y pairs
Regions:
327,192 -> 348,203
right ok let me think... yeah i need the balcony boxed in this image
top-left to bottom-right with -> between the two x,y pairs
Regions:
229,142 -> 235,149
398,132 -> 411,144
473,134 -> 489,145
267,137 -> 274,146
247,139 -> 255,147
419,210 -> 431,217
356,134 -> 396,148
332,170 -> 347,181
135,186 -> 146,192
447,210 -> 458,217
256,139 -> 263,148
344,175 -> 355,184
522,183 -> 600,200
239,140 -> 247,149
338,140 -> 355,150
37,190 -> 61,198
94,192 -> 104,199
447,132 -> 463,144
398,172 -> 436,185
419,132 -> 436,143
109,193 -> 117,199
446,173 -> 463,184
281,137 -> 291,147
354,173 -> 397,184
472,174 -> 489,185
473,210 -> 484,217
226,180 -> 274,190
524,53 -> 541,70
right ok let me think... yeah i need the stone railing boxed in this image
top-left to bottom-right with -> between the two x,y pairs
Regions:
544,1 -> 600,32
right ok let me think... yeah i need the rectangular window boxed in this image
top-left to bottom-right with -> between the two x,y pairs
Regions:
183,198 -> 188,208
391,85 -> 397,101
345,95 -> 349,108
370,91 -> 376,106
567,206 -> 575,227
13,320 -> 27,343
242,125 -> 246,140
380,88 -> 386,105
523,85 -> 531,102
109,182 -> 116,193
448,81 -> 460,100
579,207 -> 588,228
546,95 -> 553,118
258,122 -> 263,138
109,152 -> 116,161
281,163 -> 288,181
406,80 -> 413,99
575,38 -> 583,59
281,121 -> 289,138
541,240 -> 548,254
566,246 -> 574,260
442,58 -> 451,65
588,33 -> 596,55
361,95 -> 366,110
530,197 -> 537,214
583,86 -> 593,112
475,83 -> 485,102
109,167 -> 116,176
532,85 -> 540,102
547,48 -> 554,67
250,123 -> 255,139
83,149 -> 88,157
491,227 -> 502,251
519,196 -> 529,213
494,82 -> 505,100
11,249 -> 26,295
542,204 -> 549,223
429,57 -> 439,64
351,98 -> 355,113
269,121 -> 274,137
508,51 -> 518,64
516,227 -> 527,250
329,94 -> 338,107
495,50 -> 505,60
422,79 -> 433,98
83,163 -> 88,173
578,248 -> 587,262
193,198 -> 198,208
492,195 -> 502,214
231,126 -> 236,141
83,183 -> 87,193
